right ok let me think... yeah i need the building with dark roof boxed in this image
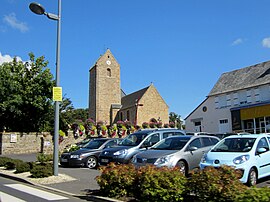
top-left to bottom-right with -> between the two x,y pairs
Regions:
89,49 -> 169,125
185,61 -> 270,134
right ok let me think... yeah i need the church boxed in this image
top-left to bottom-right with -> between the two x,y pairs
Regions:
88,49 -> 169,126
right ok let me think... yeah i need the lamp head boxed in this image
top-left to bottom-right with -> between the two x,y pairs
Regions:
29,2 -> 45,15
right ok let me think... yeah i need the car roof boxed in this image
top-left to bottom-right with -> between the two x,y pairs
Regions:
223,133 -> 270,139
165,135 -> 219,140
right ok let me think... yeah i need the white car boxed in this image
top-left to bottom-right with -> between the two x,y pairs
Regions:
200,133 -> 270,186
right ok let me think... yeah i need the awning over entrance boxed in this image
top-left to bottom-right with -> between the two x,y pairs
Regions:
231,101 -> 270,132
241,105 -> 270,120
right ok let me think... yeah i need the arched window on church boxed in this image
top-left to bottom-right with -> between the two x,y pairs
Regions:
107,68 -> 111,77
127,110 -> 130,121
120,112 -> 123,121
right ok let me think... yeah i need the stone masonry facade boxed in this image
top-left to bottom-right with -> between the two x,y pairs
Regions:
89,49 -> 169,125
0,132 -> 84,155
89,49 -> 121,124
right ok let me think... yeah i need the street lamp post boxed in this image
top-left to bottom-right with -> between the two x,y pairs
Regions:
29,0 -> 62,176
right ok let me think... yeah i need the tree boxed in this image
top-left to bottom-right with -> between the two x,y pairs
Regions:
58,97 -> 88,133
169,112 -> 183,129
0,53 -> 54,132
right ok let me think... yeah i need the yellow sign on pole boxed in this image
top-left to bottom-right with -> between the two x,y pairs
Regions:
53,87 -> 62,101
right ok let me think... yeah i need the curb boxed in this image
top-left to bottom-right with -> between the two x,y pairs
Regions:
0,173 -> 122,202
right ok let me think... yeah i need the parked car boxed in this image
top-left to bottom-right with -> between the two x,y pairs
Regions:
98,128 -> 186,166
200,133 -> 270,186
185,132 -> 215,136
60,138 -> 121,169
132,135 -> 220,176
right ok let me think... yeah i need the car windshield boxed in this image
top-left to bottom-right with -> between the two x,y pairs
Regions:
212,137 -> 256,152
82,139 -> 108,149
120,133 -> 149,146
151,137 -> 191,150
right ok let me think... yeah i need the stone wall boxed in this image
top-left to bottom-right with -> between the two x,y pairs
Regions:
0,132 -> 85,155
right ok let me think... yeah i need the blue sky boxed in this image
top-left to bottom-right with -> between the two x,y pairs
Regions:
1,0 -> 270,119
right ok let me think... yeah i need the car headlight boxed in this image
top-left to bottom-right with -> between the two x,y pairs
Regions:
80,153 -> 88,158
200,153 -> 207,163
114,149 -> 127,156
154,156 -> 171,165
70,155 -> 80,159
233,155 -> 250,165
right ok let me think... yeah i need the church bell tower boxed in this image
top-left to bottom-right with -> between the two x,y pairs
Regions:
89,49 -> 121,124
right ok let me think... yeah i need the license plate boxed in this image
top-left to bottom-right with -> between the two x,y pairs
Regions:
101,159 -> 109,163
61,158 -> 68,162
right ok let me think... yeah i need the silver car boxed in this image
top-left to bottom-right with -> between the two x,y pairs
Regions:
132,135 -> 220,176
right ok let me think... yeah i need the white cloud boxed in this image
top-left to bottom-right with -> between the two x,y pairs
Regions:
0,52 -> 22,65
231,38 -> 243,46
3,13 -> 29,33
262,37 -> 270,48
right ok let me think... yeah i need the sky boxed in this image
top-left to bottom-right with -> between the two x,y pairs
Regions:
1,0 -> 270,119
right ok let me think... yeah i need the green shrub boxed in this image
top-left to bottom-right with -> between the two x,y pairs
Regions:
5,159 -> 23,170
135,165 -> 187,202
37,153 -> 53,163
187,166 -> 247,202
0,157 -> 12,167
236,187 -> 270,202
96,164 -> 187,201
96,163 -> 136,198
15,161 -> 31,173
30,163 -> 53,178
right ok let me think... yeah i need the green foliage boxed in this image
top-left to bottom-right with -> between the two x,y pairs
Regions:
96,164 -> 187,201
5,159 -> 24,170
30,163 -> 53,178
169,112 -> 183,129
63,144 -> 80,152
187,166 -> 247,202
59,130 -> 65,137
59,102 -> 88,134
0,53 -> 54,132
15,161 -> 31,173
0,157 -> 12,167
37,153 -> 53,163
135,165 -> 187,202
96,163 -> 137,198
235,187 -> 270,202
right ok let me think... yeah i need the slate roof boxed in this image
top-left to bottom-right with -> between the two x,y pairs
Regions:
208,61 -> 270,96
121,86 -> 149,110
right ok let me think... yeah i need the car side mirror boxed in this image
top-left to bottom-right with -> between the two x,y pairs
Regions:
189,146 -> 198,151
257,147 -> 267,154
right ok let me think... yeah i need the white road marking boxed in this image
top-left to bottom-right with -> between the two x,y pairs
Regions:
4,184 -> 68,201
0,191 -> 26,202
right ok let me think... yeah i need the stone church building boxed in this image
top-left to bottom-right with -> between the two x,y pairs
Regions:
88,49 -> 169,126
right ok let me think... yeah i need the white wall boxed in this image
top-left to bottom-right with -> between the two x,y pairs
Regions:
185,84 -> 270,134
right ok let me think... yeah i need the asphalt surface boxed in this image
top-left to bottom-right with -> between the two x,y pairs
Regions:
0,153 -> 119,202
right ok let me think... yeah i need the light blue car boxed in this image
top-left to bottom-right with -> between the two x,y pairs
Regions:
200,133 -> 270,186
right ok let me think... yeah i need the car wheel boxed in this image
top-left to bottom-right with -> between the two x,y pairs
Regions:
247,168 -> 257,186
85,156 -> 97,169
176,160 -> 187,176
